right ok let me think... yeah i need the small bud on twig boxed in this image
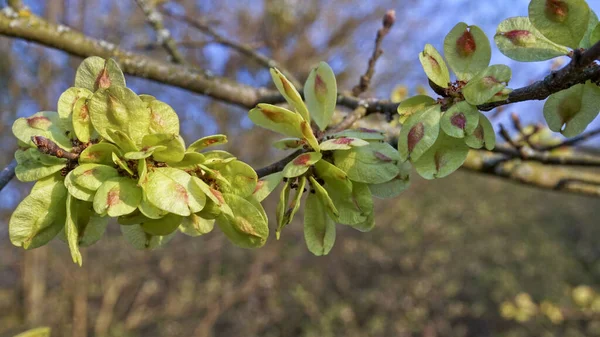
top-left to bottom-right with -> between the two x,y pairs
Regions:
383,9 -> 396,29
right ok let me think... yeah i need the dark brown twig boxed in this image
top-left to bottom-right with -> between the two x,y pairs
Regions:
32,136 -> 79,161
351,9 -> 395,97
0,159 -> 17,193
499,124 -> 521,150
256,149 -> 305,178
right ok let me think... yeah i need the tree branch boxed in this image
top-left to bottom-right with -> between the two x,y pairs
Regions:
351,9 -> 395,96
462,151 -> 600,198
256,149 -> 304,178
0,159 -> 17,193
134,0 -> 186,64
0,9 -> 267,108
161,9 -> 302,88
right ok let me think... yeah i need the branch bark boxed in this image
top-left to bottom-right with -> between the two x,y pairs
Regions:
134,0 -> 186,64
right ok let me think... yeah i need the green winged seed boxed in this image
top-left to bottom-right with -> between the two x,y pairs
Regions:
209,160 -> 258,198
397,95 -> 436,124
494,17 -> 569,62
591,22 -> 600,45
465,112 -> 496,150
71,96 -> 95,143
247,195 -> 268,225
112,152 -> 134,176
141,213 -> 183,236
414,132 -> 470,179
14,148 -> 65,182
333,142 -> 400,184
249,103 -> 305,138
166,152 -> 205,170
444,23 -> 491,81
93,177 -> 142,217
344,182 -> 374,230
57,87 -> 93,134
118,210 -> 151,226
76,209 -> 108,247
138,194 -> 168,219
319,137 -> 369,151
79,143 -> 122,165
441,101 -> 480,138
65,171 -> 95,202
75,57 -> 126,91
270,68 -> 310,122
487,87 -> 513,102
543,81 -> 600,137
273,138 -> 305,150
12,111 -> 73,150
398,104 -> 441,161
278,177 -> 307,237
72,163 -> 119,191
121,224 -> 176,250
65,195 -> 83,266
304,192 -> 336,256
462,65 -> 511,105
419,44 -> 451,89
88,86 -> 150,146
143,167 -> 206,216
217,193 -> 269,248
304,61 -> 338,131
106,129 -> 138,153
180,213 -> 215,237
276,180 -> 291,239
253,171 -> 284,202
369,160 -> 411,199
301,120 -> 321,152
314,158 -> 352,191
308,176 -> 339,220
124,145 -> 166,160
146,99 -> 180,135
187,134 -> 228,152
9,175 -> 68,250
529,0 -> 590,49
351,209 -> 375,233
285,176 -> 306,226
321,178 -> 367,226
282,152 -> 323,178
142,133 -> 186,162
580,10 -> 599,48
330,128 -> 385,140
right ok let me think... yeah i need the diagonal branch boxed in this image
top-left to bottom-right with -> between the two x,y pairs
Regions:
134,0 -> 186,64
351,9 -> 395,96
161,9 -> 302,88
0,159 -> 17,193
0,9 -> 266,108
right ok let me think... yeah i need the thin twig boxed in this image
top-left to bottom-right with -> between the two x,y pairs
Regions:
499,124 -> 521,150
492,144 -> 600,166
161,9 -> 302,88
256,149 -> 304,178
539,127 -> 600,151
351,9 -> 395,96
328,106 -> 367,134
0,158 -> 17,193
134,0 -> 186,64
